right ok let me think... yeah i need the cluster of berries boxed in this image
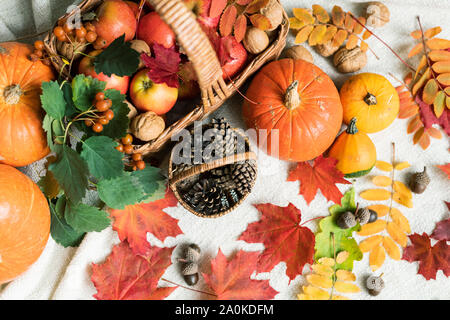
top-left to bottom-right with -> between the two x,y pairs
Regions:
85,92 -> 114,133
116,134 -> 146,171
29,40 -> 51,66
53,21 -> 107,49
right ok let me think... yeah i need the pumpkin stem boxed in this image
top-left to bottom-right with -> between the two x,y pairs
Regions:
284,80 -> 301,110
3,84 -> 23,105
364,92 -> 377,105
347,117 -> 358,134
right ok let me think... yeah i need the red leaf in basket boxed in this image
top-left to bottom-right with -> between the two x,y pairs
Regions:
202,249 -> 278,299
109,189 -> 181,256
287,155 -> 351,205
237,0 -> 253,5
201,26 -> 234,65
431,218 -> 450,241
437,163 -> 450,179
91,241 -> 176,300
246,0 -> 270,14
402,233 -> 450,280
249,14 -> 272,30
219,5 -> 237,37
141,44 -> 181,88
234,15 -> 247,42
209,0 -> 227,18
238,203 -> 315,281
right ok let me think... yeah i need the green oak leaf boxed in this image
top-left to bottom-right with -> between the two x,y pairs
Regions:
131,166 -> 166,202
49,145 -> 89,204
94,34 -> 140,77
80,136 -> 124,180
97,172 -> 144,210
50,197 -> 85,247
40,81 -> 66,120
314,188 -> 362,271
62,81 -> 77,118
65,202 -> 110,232
72,74 -> 106,111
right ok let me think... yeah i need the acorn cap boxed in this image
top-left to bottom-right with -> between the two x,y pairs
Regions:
186,243 -> 201,262
182,262 -> 198,275
410,167 -> 430,194
355,207 -> 371,225
366,275 -> 385,292
337,211 -> 357,229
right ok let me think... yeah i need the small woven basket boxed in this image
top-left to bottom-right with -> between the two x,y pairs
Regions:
43,0 -> 289,155
168,124 -> 257,218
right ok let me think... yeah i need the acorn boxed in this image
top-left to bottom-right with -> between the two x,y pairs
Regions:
409,167 -> 430,194
179,243 -> 201,286
337,211 -> 357,229
355,207 -> 370,225
366,274 -> 385,296
186,243 -> 201,263
368,209 -> 378,223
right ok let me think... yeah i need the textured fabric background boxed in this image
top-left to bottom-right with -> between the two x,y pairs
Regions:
0,0 -> 449,300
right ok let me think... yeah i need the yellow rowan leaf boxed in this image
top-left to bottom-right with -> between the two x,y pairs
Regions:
297,293 -> 311,300
419,131 -> 431,150
369,245 -> 386,271
360,41 -> 368,52
336,270 -> 356,281
344,12 -> 355,32
413,127 -> 425,145
412,67 -> 431,96
334,281 -> 360,293
432,60 -> 450,74
404,72 -> 413,85
372,176 -> 392,187
382,236 -> 401,260
394,162 -> 411,170
293,8 -> 315,25
422,79 -> 439,105
390,208 -> 411,233
387,221 -> 408,247
367,205 -> 389,217
308,25 -> 327,46
433,90 -> 446,118
414,55 -> 428,81
408,43 -> 423,58
429,50 -> 450,61
357,220 -> 387,236
336,251 -> 349,264
393,181 -> 412,199
375,160 -> 393,172
302,285 -> 330,300
424,26 -> 442,39
362,29 -> 371,40
331,5 -> 345,27
447,96 -> 450,109
393,192 -> 413,208
318,257 -> 335,267
437,73 -> 450,86
289,17 -> 305,30
426,38 -> 450,50
353,17 -> 366,34
407,115 -> 422,133
332,295 -> 350,300
359,235 -> 383,252
360,189 -> 391,201
295,25 -> 314,44
427,127 -> 443,139
410,29 -> 421,39
346,34 -> 359,50
312,4 -> 330,23
307,274 -> 333,289
321,26 -> 337,44
311,264 -> 333,277
332,29 -> 348,47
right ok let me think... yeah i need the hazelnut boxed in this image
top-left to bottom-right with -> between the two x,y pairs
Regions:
281,45 -> 313,64
56,40 -> 86,61
130,111 -> 165,141
260,0 -> 283,31
125,100 -> 138,119
315,40 -> 339,57
333,46 -> 367,73
366,2 -> 390,28
243,27 -> 269,54
129,40 -> 150,69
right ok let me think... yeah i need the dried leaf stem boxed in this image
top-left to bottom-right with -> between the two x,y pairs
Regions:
386,142 -> 396,225
161,278 -> 217,297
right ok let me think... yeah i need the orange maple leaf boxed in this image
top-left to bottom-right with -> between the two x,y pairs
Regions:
437,163 -> 450,179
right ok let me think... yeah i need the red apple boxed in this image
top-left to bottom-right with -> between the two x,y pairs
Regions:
78,50 -> 130,94
125,1 -> 145,19
130,69 -> 178,114
183,0 -> 219,28
137,12 -> 176,48
93,0 -> 137,47
221,36 -> 248,80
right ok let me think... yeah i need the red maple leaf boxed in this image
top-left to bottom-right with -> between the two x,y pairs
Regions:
141,44 -> 181,88
200,25 -> 234,65
416,94 -> 450,136
431,218 -> 450,241
287,155 -> 351,204
437,163 -> 450,179
91,242 -> 176,300
402,233 -> 450,280
109,189 -> 181,256
202,249 -> 278,300
238,203 -> 315,281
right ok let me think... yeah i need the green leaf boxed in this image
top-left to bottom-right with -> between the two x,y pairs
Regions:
94,34 -> 140,77
49,145 -> 89,204
40,81 -> 66,120
81,136 -> 124,180
50,198 -> 85,247
38,170 -> 60,199
72,74 -> 106,111
65,203 -> 110,232
314,188 -> 363,271
97,172 -> 144,209
62,81 -> 77,118
131,166 -> 166,202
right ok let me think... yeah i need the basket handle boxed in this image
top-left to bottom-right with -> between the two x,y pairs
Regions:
147,0 -> 228,110
169,151 -> 257,188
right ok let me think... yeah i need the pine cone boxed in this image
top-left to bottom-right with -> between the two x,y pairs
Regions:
184,179 -> 226,215
232,160 -> 257,196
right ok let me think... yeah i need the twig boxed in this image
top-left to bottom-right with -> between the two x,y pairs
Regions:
386,142 -> 396,224
300,216 -> 327,226
160,278 -> 217,297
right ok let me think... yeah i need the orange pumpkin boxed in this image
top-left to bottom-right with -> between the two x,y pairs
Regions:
0,42 -> 55,167
242,59 -> 343,162
0,164 -> 50,284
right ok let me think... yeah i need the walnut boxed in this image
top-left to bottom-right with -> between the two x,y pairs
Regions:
315,40 -> 339,57
260,0 -> 283,31
243,27 -> 269,54
333,46 -> 367,73
130,111 -> 165,141
129,40 -> 151,69
366,2 -> 390,28
281,45 -> 313,64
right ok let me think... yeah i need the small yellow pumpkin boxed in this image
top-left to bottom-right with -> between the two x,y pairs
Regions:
328,117 -> 377,177
340,73 -> 399,133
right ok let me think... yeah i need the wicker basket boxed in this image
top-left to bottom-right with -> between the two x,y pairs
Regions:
43,0 -> 289,155
168,124 -> 257,218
